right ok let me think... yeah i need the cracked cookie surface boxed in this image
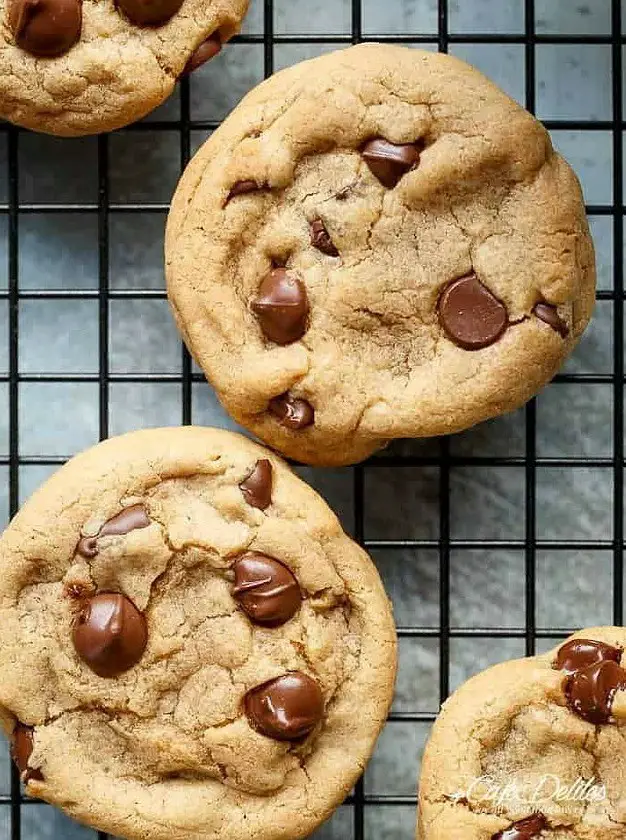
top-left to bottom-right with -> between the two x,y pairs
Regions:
166,43 -> 595,467
0,0 -> 247,135
0,426 -> 396,840
418,627 -> 626,839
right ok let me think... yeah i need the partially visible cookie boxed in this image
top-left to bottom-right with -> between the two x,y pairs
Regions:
0,0 -> 248,135
419,628 -> 626,839
166,43 -> 595,466
0,426 -> 396,840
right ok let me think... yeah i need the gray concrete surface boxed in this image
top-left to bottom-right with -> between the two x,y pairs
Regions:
0,0 -> 619,838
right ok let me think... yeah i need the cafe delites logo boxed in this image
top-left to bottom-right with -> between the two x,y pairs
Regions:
448,774 -> 607,808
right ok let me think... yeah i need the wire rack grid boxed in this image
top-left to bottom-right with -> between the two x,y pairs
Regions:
0,0 -> 623,838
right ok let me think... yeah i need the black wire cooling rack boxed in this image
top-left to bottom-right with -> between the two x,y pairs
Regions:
0,0 -> 623,838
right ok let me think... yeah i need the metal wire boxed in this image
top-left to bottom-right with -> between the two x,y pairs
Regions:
1,1 -> 622,838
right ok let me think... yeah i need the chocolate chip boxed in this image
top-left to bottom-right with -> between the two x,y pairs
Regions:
438,274 -> 508,350
251,268 -> 309,345
492,813 -> 547,840
534,302 -> 569,338
72,592 -> 148,678
115,0 -> 183,26
244,672 -> 324,741
10,724 -> 43,782
565,659 -> 626,725
310,219 -> 339,257
361,138 -> 420,189
182,33 -> 221,76
9,0 -> 82,57
227,181 -> 262,202
11,724 -> 33,773
269,393 -> 314,430
555,638 -> 621,675
233,552 -> 301,626
239,459 -> 272,510
77,504 -> 151,559
554,638 -> 626,724
99,505 -> 150,537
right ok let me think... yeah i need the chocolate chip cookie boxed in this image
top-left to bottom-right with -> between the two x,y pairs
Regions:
418,628 -> 626,839
0,0 -> 248,135
166,43 -> 595,466
0,426 -> 396,840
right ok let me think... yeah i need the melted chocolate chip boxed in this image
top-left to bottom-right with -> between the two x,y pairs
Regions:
555,638 -> 621,675
115,0 -> 183,26
438,274 -> 508,350
533,302 -> 569,338
554,638 -> 626,724
310,219 -> 339,256
566,659 -> 626,725
269,393 -> 314,430
77,504 -> 151,559
251,268 -> 309,345
9,0 -> 82,57
227,180 -> 262,202
182,33 -> 221,75
361,138 -> 420,189
244,672 -> 324,740
10,724 -> 43,782
239,459 -> 273,510
99,505 -> 150,538
233,552 -> 301,626
492,813 -> 547,840
72,592 -> 148,678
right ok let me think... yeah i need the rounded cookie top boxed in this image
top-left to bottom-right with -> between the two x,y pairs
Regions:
0,0 -> 247,135
166,43 -> 595,467
418,627 -> 626,840
0,427 -> 396,840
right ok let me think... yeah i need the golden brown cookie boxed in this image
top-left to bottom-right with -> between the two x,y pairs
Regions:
0,0 -> 247,135
166,43 -> 595,467
0,426 -> 396,840
418,628 -> 626,839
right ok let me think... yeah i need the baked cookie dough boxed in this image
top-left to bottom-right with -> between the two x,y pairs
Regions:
0,0 -> 248,135
0,426 -> 396,840
418,628 -> 626,839
166,43 -> 595,467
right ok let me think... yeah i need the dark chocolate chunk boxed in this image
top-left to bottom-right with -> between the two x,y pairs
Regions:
10,723 -> 43,782
251,268 -> 309,345
227,180 -> 262,202
269,393 -> 314,430
361,138 -> 420,188
533,302 -> 569,338
72,592 -> 148,678
233,552 -> 301,626
9,0 -> 82,57
554,638 -> 626,724
239,459 -> 272,510
182,33 -> 221,75
438,274 -> 508,350
77,504 -> 150,559
492,813 -> 547,840
115,0 -> 183,26
555,638 -> 621,675
310,219 -> 339,256
244,672 -> 324,741
565,659 -> 626,725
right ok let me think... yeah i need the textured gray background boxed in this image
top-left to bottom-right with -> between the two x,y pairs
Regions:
0,0 -> 619,838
